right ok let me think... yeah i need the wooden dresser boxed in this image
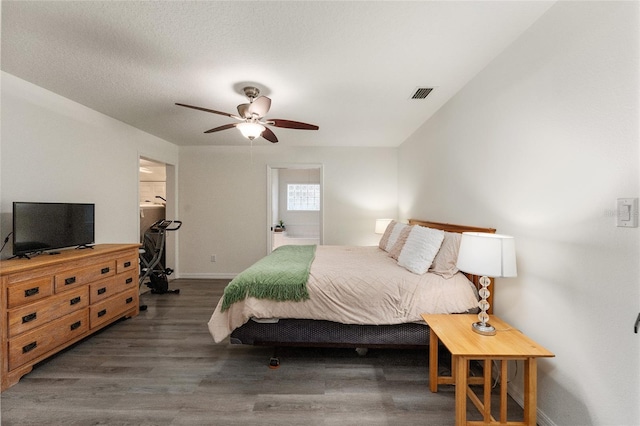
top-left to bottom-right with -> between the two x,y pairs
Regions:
0,244 -> 140,391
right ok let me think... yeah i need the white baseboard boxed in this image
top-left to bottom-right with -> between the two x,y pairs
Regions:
175,272 -> 236,280
508,382 -> 556,426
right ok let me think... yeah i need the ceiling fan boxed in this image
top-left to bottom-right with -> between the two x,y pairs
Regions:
176,86 -> 319,143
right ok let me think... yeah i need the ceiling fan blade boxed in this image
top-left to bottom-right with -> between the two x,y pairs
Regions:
269,119 -> 319,130
248,96 -> 271,118
261,127 -> 279,143
203,123 -> 238,134
175,103 -> 235,118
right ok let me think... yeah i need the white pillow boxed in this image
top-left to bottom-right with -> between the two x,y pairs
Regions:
397,226 -> 445,274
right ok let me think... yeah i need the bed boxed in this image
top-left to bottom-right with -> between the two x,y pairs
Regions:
207,220 -> 496,348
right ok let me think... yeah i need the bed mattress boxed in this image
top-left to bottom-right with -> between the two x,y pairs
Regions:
208,245 -> 479,343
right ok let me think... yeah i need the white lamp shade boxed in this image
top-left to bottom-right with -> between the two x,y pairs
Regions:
237,122 -> 265,140
375,218 -> 393,234
456,232 -> 517,278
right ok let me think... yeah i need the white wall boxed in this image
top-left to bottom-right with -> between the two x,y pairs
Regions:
0,72 -> 179,257
398,2 -> 639,425
178,145 -> 397,277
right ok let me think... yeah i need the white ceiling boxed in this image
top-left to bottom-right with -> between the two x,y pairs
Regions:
1,1 -> 554,147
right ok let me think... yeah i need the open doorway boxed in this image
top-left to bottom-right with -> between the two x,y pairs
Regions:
139,157 -> 167,242
139,157 -> 178,277
267,164 -> 323,253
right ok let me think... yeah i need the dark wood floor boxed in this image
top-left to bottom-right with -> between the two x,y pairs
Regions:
1,279 -> 524,425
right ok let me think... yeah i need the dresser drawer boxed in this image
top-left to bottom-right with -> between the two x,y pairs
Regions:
6,276 -> 54,308
8,287 -> 88,337
8,309 -> 89,371
116,255 -> 138,274
115,270 -> 137,293
54,261 -> 116,293
89,276 -> 116,304
89,271 -> 136,304
90,288 -> 138,329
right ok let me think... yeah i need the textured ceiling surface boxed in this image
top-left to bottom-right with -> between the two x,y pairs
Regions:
1,1 -> 554,147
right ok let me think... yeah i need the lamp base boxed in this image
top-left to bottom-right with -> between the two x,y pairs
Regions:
472,321 -> 496,336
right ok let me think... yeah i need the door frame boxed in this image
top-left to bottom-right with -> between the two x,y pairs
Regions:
138,155 -> 179,277
266,163 -> 323,254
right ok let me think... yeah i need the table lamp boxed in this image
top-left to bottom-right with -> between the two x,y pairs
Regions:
375,219 -> 393,234
456,232 -> 517,336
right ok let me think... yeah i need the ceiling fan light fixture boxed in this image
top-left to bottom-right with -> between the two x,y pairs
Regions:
237,122 -> 265,140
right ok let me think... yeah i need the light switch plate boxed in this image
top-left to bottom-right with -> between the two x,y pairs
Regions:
617,198 -> 638,227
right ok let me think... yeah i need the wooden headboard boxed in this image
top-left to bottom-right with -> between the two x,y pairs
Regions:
408,219 -> 497,314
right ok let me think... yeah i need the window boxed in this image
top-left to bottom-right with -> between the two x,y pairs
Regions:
287,184 -> 320,211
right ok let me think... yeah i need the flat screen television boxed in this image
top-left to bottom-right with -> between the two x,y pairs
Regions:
12,202 -> 95,257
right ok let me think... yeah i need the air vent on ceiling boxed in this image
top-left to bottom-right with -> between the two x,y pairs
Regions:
411,87 -> 434,99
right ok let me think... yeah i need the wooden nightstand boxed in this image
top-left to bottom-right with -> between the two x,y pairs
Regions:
422,314 -> 554,426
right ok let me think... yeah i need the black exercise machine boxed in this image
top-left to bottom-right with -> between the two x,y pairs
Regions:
139,219 -> 182,309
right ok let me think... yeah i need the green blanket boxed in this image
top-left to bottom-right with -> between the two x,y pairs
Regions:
220,245 -> 317,311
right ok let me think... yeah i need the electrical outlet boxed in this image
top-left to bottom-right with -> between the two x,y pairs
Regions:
210,255 -> 217,263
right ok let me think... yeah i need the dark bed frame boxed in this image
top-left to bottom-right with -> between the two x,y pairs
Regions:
229,220 -> 496,348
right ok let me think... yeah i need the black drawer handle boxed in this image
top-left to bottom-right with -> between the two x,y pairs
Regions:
126,297 -> 133,304
65,276 -> 76,285
125,277 -> 133,284
97,287 -> 107,295
101,267 -> 110,274
70,296 -> 81,305
124,261 -> 131,268
97,309 -> 107,317
70,321 -> 82,331
22,312 -> 37,324
22,342 -> 37,353
24,287 -> 40,297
